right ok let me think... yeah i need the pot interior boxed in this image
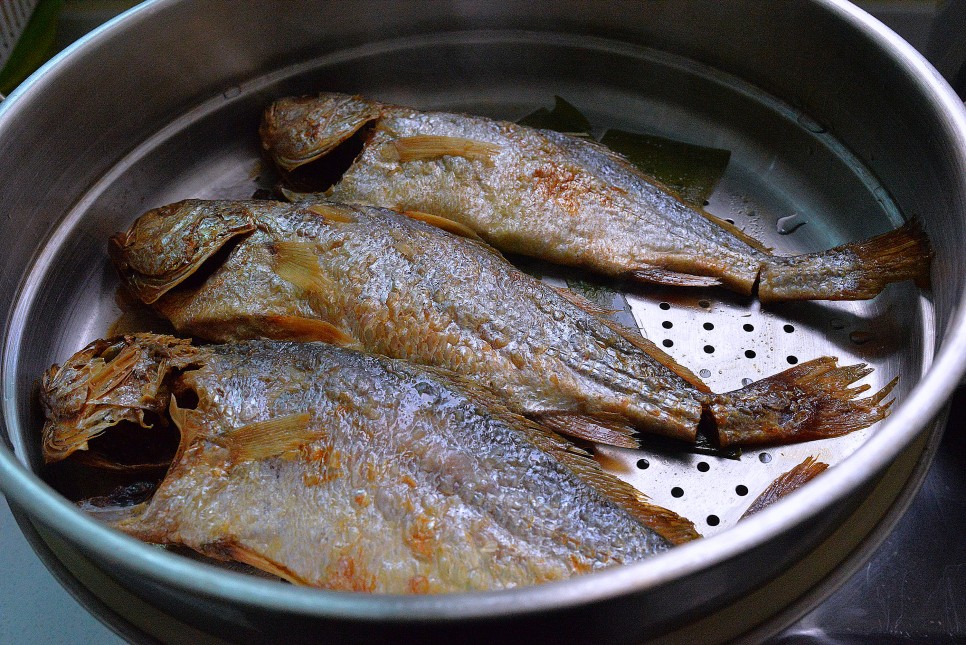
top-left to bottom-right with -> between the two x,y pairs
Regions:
7,30 -> 929,538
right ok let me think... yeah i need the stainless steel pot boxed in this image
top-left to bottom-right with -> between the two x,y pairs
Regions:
1,1 -> 964,643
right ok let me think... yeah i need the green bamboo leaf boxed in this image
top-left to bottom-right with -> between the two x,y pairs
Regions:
600,129 -> 731,208
518,95 -> 592,136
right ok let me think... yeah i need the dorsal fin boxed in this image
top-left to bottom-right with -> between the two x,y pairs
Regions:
631,266 -> 722,288
520,421 -> 700,545
549,285 -> 618,317
225,412 -> 317,464
599,318 -> 712,393
699,210 -> 772,254
391,135 -> 501,164
402,210 -> 484,241
549,284 -> 711,393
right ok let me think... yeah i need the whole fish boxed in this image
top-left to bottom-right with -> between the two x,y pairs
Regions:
109,199 -> 896,449
259,92 -> 932,302
41,334 -> 692,592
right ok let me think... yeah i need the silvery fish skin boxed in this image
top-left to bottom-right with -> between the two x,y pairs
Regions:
110,199 -> 897,449
41,335 -> 688,592
259,92 -> 932,302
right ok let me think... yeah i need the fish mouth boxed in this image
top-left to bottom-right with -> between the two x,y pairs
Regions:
41,335 -> 202,471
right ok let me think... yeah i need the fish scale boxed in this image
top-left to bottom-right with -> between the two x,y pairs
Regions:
41,335 -> 677,591
110,198 -> 895,451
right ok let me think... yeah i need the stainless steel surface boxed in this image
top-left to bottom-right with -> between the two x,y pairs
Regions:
0,0 -> 965,642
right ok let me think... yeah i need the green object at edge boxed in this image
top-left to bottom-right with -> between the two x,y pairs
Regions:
0,0 -> 64,97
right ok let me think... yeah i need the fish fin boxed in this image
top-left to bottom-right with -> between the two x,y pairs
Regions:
630,266 -> 722,288
523,424 -> 700,545
169,392 -> 208,466
534,412 -> 641,449
305,203 -> 358,224
598,319 -> 713,394
741,456 -> 829,519
700,210 -> 773,253
402,210 -> 484,242
79,499 -> 151,526
758,219 -> 932,301
204,539 -> 313,586
550,285 -> 619,317
549,285 -> 712,393
263,315 -> 357,347
225,412 -> 317,464
710,357 -> 897,446
273,240 -> 335,294
391,135 -> 501,164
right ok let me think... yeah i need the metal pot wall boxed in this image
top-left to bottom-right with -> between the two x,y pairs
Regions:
1,1 -> 965,642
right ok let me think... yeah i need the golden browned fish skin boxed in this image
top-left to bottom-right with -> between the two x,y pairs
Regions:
110,199 -> 897,448
43,334 -> 691,592
259,93 -> 932,302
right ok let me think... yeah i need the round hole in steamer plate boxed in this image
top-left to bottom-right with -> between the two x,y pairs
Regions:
698,300 -> 711,309
696,461 -> 710,472
743,323 -> 755,332
662,320 -> 673,329
703,322 -> 714,330
636,458 -> 649,470
663,339 -> 674,347
759,452 -> 773,464
745,349 -> 756,358
659,302 -> 671,310
699,369 -> 712,378
787,355 -> 799,364
707,515 -> 721,526
671,487 -> 684,498
783,324 -> 795,333
703,345 -> 715,354
736,485 -> 749,496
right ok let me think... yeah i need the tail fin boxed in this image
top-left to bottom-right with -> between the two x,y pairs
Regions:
757,219 -> 932,302
709,357 -> 896,447
740,456 -> 829,519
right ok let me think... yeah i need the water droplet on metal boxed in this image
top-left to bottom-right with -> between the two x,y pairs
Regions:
849,330 -> 873,344
777,213 -> 806,235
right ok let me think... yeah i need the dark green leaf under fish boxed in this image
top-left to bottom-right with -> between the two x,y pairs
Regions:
600,128 -> 731,208
519,96 -> 731,208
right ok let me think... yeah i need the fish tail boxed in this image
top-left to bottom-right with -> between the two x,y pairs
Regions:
708,357 -> 897,446
757,219 -> 932,301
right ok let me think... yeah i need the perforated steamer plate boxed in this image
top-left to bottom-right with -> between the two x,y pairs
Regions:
1,25 -> 939,644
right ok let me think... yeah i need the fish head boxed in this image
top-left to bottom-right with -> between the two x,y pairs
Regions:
259,93 -> 381,175
109,200 -> 258,304
40,334 -> 199,467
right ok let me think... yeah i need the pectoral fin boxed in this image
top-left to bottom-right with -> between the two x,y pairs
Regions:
225,412 -> 317,464
391,135 -> 501,164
